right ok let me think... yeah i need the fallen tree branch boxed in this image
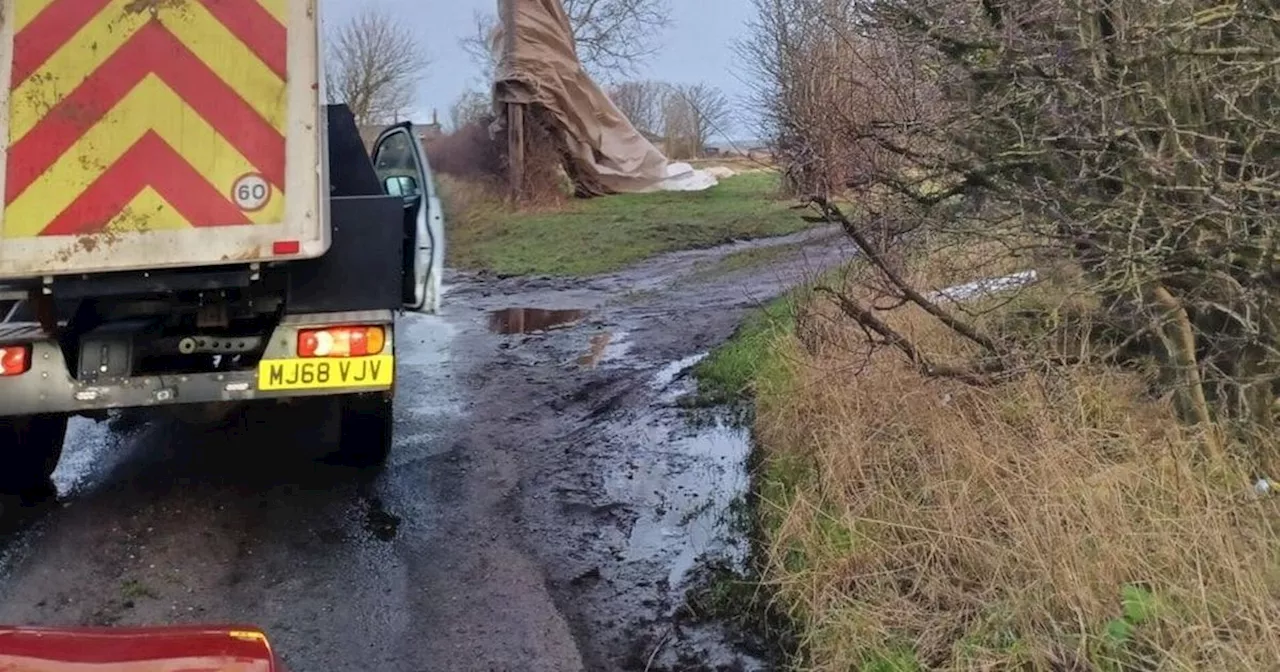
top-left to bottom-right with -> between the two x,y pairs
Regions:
815,286 -> 1000,386
809,196 -> 1008,357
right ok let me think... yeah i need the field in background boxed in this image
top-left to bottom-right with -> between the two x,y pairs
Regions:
698,258 -> 1280,671
441,171 -> 811,276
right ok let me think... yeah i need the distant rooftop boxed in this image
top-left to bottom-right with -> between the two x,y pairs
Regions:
358,110 -> 444,149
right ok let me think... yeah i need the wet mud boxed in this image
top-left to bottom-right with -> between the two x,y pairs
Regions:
0,225 -> 850,671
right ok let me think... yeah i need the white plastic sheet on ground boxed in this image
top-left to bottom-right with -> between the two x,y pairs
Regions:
704,166 -> 738,180
638,162 -> 720,193
933,270 -> 1039,302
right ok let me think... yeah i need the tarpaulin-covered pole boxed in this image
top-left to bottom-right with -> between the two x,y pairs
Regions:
494,0 -> 693,199
499,0 -> 526,203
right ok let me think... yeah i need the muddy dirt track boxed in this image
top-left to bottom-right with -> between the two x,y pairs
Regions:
0,228 -> 848,672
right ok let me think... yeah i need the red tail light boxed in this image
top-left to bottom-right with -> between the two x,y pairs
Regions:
272,240 -> 300,255
297,326 -> 386,358
0,345 -> 31,376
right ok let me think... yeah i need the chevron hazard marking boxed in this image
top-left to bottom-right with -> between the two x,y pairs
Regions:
12,0 -> 287,138
5,0 -> 288,238
256,0 -> 286,23
104,187 -> 193,233
7,75 -> 280,237
7,22 -> 286,203
40,132 -> 245,236
12,0 -> 59,33
194,0 -> 288,78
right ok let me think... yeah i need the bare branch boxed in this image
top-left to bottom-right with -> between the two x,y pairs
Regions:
462,0 -> 671,80
562,0 -> 672,78
326,6 -> 429,127
607,80 -> 669,136
460,10 -> 500,84
449,90 -> 493,132
666,83 -> 733,158
741,0 -> 1280,446
811,196 -> 1006,356
814,286 -> 999,386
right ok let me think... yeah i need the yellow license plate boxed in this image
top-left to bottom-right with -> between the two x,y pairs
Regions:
257,355 -> 394,391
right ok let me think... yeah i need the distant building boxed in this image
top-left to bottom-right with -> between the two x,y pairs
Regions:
416,111 -> 444,142
359,110 -> 444,150
704,140 -> 773,161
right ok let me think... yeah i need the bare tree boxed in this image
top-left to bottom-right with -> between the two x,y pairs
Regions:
562,0 -> 671,77
326,7 -> 429,127
459,10 -> 500,83
667,83 -> 732,157
742,0 -> 1280,452
449,90 -> 493,131
736,0 -> 923,196
462,0 -> 672,80
660,92 -> 696,159
608,80 -> 669,136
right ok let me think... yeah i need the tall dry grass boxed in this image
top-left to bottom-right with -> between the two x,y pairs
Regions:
754,276 -> 1280,670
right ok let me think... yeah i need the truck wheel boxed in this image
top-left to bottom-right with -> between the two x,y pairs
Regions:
0,414 -> 68,497
332,392 -> 394,468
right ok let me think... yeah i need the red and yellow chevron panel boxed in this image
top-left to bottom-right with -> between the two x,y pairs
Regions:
4,0 -> 289,239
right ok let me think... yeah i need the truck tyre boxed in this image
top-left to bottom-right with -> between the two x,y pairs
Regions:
333,391 -> 394,468
0,414 -> 68,497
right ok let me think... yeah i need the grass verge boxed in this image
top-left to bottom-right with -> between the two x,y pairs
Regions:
442,172 -> 813,276
699,260 -> 1280,671
688,295 -> 796,407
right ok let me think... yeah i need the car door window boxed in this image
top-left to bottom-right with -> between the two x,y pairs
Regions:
372,131 -> 423,199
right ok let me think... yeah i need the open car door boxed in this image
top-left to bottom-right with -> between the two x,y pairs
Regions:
369,123 -> 445,314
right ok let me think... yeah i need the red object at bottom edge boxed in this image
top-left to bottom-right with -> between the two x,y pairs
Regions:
0,625 -> 281,672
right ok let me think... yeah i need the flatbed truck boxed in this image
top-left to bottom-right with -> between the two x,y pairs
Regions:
0,0 -> 445,494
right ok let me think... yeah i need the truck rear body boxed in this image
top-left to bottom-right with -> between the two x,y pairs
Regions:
0,0 -> 447,480
0,0 -> 326,279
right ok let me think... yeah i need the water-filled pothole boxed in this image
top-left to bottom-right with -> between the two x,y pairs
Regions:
488,308 -> 586,335
585,353 -> 765,669
363,496 -> 401,542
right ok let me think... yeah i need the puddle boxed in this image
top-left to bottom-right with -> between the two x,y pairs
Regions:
487,308 -> 586,334
595,353 -> 753,589
362,496 -> 401,542
650,353 -> 709,401
584,356 -> 763,670
577,332 -> 614,369
564,328 -> 633,370
53,416 -> 136,497
603,418 -> 751,588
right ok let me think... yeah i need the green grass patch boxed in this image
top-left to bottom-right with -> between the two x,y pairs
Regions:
861,649 -> 924,672
690,295 -> 795,406
447,173 -> 813,276
690,260 -> 852,407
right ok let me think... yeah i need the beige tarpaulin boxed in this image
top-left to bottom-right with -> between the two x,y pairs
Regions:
491,0 -> 671,194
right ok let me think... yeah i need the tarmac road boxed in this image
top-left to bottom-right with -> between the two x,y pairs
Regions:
0,228 -> 849,672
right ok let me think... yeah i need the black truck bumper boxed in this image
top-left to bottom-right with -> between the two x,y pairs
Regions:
0,310 -> 395,417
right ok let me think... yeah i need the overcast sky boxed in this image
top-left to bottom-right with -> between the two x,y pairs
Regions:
320,0 -> 758,141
